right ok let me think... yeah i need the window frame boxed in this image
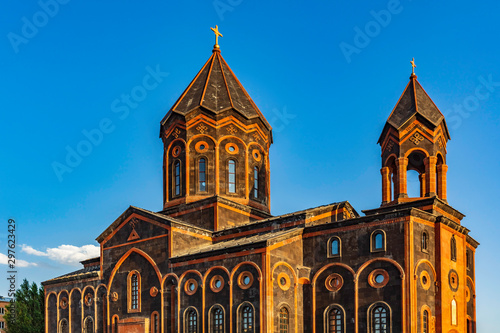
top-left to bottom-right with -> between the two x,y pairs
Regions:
59,318 -> 69,333
237,302 -> 255,333
370,230 -> 386,252
227,159 -> 237,194
197,157 -> 208,193
151,311 -> 160,333
278,306 -> 290,333
185,307 -> 199,333
323,304 -> 346,333
327,236 -> 342,258
253,166 -> 259,199
127,270 -> 141,313
421,231 -> 429,253
451,235 -> 457,262
209,304 -> 225,333
367,302 -> 391,333
173,159 -> 182,197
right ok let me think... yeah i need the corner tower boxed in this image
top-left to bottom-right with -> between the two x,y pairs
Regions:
378,66 -> 450,206
159,30 -> 273,230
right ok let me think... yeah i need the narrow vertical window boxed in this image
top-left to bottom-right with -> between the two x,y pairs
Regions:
372,230 -> 385,251
131,274 -> 138,309
187,309 -> 197,333
423,310 -> 429,333
279,307 -> 289,333
152,313 -> 159,333
466,251 -> 471,270
228,160 -> 236,193
174,160 -> 181,196
329,237 -> 341,257
253,166 -> 259,198
372,305 -> 389,333
422,232 -> 428,252
451,299 -> 457,325
451,236 -> 457,262
199,158 -> 206,192
212,307 -> 224,333
328,307 -> 343,333
241,305 -> 253,333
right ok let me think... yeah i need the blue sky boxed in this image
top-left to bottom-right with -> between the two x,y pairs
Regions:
1,0 -> 499,329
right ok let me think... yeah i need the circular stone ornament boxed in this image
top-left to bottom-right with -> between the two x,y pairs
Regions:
325,273 -> 344,292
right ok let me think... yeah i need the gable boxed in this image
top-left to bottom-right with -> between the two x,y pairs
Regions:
100,213 -> 169,250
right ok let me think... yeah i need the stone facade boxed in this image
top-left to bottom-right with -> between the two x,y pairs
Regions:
43,46 -> 478,333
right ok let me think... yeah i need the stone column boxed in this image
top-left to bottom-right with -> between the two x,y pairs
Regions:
397,157 -> 409,198
424,156 -> 438,197
437,164 -> 448,201
381,167 -> 391,204
419,173 -> 426,198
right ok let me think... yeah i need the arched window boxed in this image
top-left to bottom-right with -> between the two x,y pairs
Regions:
112,316 -> 119,333
128,271 -> 141,312
451,236 -> 457,262
422,231 -> 428,252
59,319 -> 68,333
466,250 -> 472,270
199,158 -> 206,192
370,304 -> 390,333
211,306 -> 224,333
253,166 -> 259,198
371,230 -> 385,252
240,304 -> 254,333
279,307 -> 289,333
422,310 -> 429,333
327,306 -> 343,333
328,237 -> 341,257
151,312 -> 159,333
451,299 -> 457,326
84,317 -> 94,333
186,308 -> 198,333
174,160 -> 181,196
228,160 -> 236,193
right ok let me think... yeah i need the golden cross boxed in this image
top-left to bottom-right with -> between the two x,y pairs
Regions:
411,57 -> 417,75
211,25 -> 223,46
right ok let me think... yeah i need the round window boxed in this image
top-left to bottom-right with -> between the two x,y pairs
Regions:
238,271 -> 254,289
184,279 -> 198,295
84,293 -> 93,307
172,146 -> 181,157
195,141 -> 209,153
277,272 -> 291,291
225,143 -> 239,154
420,270 -> 431,290
60,297 -> 68,309
325,273 -> 343,292
252,149 -> 262,161
368,269 -> 389,288
210,275 -> 225,293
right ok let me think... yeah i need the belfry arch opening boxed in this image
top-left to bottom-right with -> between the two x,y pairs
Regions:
407,150 -> 426,198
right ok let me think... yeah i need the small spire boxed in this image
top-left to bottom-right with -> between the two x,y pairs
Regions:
410,57 -> 417,78
211,25 -> 223,50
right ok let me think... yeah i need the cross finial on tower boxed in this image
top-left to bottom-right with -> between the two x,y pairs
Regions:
211,25 -> 223,48
411,57 -> 417,75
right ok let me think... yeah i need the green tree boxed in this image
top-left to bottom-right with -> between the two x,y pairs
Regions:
4,279 -> 44,333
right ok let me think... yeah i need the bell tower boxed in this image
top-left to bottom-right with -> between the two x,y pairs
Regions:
158,27 -> 273,230
378,61 -> 451,205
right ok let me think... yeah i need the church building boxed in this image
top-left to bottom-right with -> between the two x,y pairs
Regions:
43,28 -> 478,333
